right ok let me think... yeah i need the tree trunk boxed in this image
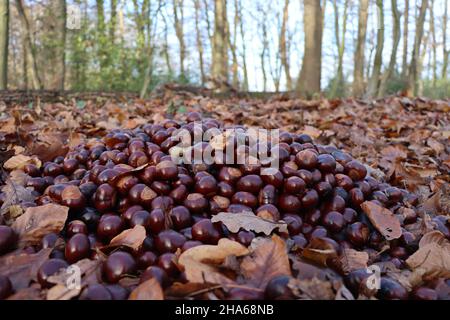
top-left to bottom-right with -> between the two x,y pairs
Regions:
173,0 -> 186,79
296,0 -> 322,98
366,0 -> 384,98
228,0 -> 239,88
429,0 -> 437,86
53,0 -> 66,90
0,0 -> 9,89
401,0 -> 409,77
279,0 -> 292,91
110,0 -> 118,42
378,0 -> 400,97
407,0 -> 428,96
194,0 -> 205,85
330,0 -> 349,98
16,0 -> 41,90
237,0 -> 248,91
443,0 -> 448,79
353,0 -> 369,97
96,0 -> 106,72
212,0 -> 228,91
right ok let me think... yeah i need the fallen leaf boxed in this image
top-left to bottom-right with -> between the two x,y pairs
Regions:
406,231 -> 450,284
108,225 -> 146,251
47,259 -> 102,300
288,277 -> 336,300
3,154 -> 41,171
165,282 -> 221,298
128,278 -> 164,300
336,248 -> 369,274
7,284 -> 43,300
302,237 -> 338,267
0,248 -> 52,290
240,235 -> 291,289
0,180 -> 35,223
28,132 -> 69,163
11,204 -> 69,246
178,238 -> 249,285
211,211 -> 287,235
361,201 -> 402,240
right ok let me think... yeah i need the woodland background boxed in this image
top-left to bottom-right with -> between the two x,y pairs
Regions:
0,0 -> 449,99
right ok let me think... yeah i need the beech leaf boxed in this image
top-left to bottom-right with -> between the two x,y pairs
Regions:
178,238 -> 249,285
109,225 -> 146,251
302,237 -> 338,267
0,248 -> 52,290
211,211 -> 287,235
129,278 -> 164,300
240,235 -> 291,289
406,231 -> 450,283
361,201 -> 402,240
336,248 -> 369,274
11,204 -> 69,246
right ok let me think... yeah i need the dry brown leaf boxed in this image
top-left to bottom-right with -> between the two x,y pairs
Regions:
28,132 -> 69,163
178,238 -> 249,285
288,277 -> 336,300
211,211 -> 287,235
128,278 -> 164,300
47,259 -> 102,300
0,180 -> 35,223
361,201 -> 402,240
109,225 -> 146,251
302,237 -> 338,267
240,235 -> 291,289
337,248 -> 369,274
3,154 -> 41,171
0,248 -> 52,290
11,204 -> 69,246
165,282 -> 221,298
7,284 -> 43,300
406,231 -> 450,284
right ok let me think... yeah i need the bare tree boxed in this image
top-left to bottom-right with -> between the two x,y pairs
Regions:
16,0 -> 41,89
407,0 -> 428,96
237,0 -> 248,91
401,0 -> 409,77
279,0 -> 292,91
429,0 -> 437,86
0,0 -> 9,89
110,0 -> 118,42
353,0 -> 369,97
378,0 -> 401,97
366,0 -> 384,98
52,0 -> 66,90
296,0 -> 322,98
443,0 -> 448,79
227,0 -> 239,88
212,0 -> 228,90
173,0 -> 186,79
330,0 -> 349,98
194,0 -> 206,85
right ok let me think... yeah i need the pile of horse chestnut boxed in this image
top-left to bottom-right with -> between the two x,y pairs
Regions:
0,111 -> 448,300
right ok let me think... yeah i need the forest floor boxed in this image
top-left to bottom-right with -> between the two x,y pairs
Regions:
0,90 -> 449,300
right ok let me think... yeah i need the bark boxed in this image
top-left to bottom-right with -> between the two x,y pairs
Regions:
173,0 -> 186,79
443,0 -> 448,79
212,0 -> 228,90
353,0 -> 369,97
401,0 -> 409,77
366,0 -> 384,98
194,0 -> 205,85
407,0 -> 428,96
237,0 -> 248,91
228,0 -> 239,88
0,0 -> 9,89
296,0 -> 322,98
330,0 -> 349,98
110,0 -> 118,42
429,0 -> 437,86
279,0 -> 292,91
378,0 -> 401,97
16,0 -> 41,89
53,0 -> 66,90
